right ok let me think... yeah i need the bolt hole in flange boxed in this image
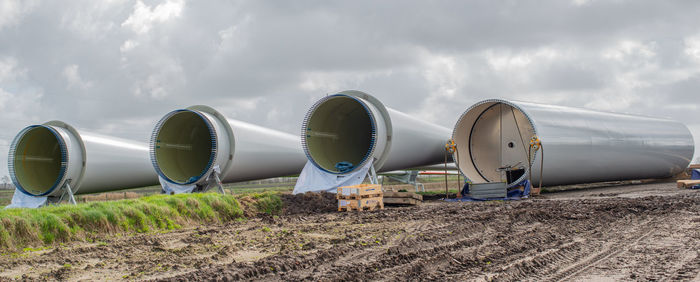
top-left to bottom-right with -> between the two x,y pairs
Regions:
507,142 -> 514,148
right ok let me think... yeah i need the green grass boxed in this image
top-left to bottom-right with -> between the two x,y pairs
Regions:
415,175 -> 463,183
0,189 -> 14,207
251,193 -> 283,215
226,186 -> 293,195
0,192 -> 282,251
417,189 -> 460,195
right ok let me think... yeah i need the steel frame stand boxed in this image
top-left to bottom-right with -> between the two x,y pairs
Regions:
46,180 -> 77,206
63,182 -> 77,205
203,170 -> 226,195
368,162 -> 379,185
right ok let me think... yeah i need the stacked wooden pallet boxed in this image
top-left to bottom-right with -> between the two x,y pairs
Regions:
677,179 -> 700,188
383,191 -> 423,206
337,184 -> 384,211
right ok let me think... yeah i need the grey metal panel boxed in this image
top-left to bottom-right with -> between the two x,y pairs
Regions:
470,182 -> 507,199
453,99 -> 695,187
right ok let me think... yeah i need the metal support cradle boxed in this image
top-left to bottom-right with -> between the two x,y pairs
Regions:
203,168 -> 226,195
368,162 -> 379,185
63,181 -> 77,205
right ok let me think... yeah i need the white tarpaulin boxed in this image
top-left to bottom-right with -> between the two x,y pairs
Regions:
5,188 -> 48,209
159,176 -> 196,194
293,161 -> 371,194
159,165 -> 223,194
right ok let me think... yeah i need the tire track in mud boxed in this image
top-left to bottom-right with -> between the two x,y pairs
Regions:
667,250 -> 700,281
158,204 -> 494,281
328,220 -> 452,271
81,192 -> 700,281
656,216 -> 700,281
358,224 -> 489,280
354,197 -> 696,281
425,201 -> 621,280
169,200 -> 608,280
284,213 -> 490,281
546,226 -> 655,281
480,241 -> 586,281
607,214 -> 700,282
482,216 -> 658,282
3,186 -> 698,281
440,222 -> 594,281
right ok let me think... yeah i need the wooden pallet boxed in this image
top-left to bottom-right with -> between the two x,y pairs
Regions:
337,184 -> 383,200
383,191 -> 422,206
383,191 -> 422,200
383,197 -> 420,205
677,179 -> 700,188
338,204 -> 384,212
689,164 -> 700,170
337,192 -> 383,200
338,196 -> 384,212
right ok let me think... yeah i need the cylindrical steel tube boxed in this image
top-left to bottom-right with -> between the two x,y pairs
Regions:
150,105 -> 307,185
453,99 -> 695,187
8,121 -> 157,196
301,90 -> 452,174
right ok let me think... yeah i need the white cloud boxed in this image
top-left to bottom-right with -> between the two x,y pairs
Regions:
299,70 -> 393,93
120,40 -> 139,53
602,40 -> 657,62
217,22 -> 249,53
423,55 -> 464,99
299,72 -> 343,93
59,2 -> 122,39
0,88 -> 12,107
415,54 -> 467,122
3,0 -> 700,179
0,0 -> 36,30
571,0 -> 592,6
486,48 -> 562,71
684,34 -> 700,61
0,57 -> 24,82
122,0 -> 185,34
130,56 -> 185,100
62,64 -> 93,90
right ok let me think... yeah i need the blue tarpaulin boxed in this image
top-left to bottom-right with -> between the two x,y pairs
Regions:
444,180 -> 532,202
691,169 -> 700,189
335,161 -> 355,173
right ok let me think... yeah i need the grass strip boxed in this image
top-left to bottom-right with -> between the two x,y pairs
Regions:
0,192 -> 282,251
416,189 -> 460,195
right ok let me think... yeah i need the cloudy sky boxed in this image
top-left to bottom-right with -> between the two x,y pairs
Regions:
1,0 -> 700,181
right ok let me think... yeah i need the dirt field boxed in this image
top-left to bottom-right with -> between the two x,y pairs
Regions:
1,181 -> 699,281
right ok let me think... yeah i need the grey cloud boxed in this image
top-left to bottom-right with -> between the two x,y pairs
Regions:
2,0 -> 700,178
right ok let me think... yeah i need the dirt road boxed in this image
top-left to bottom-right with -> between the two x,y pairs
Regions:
1,182 -> 698,281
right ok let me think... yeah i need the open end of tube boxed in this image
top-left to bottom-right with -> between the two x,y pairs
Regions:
10,126 -> 66,196
153,111 -> 215,184
303,95 -> 376,174
455,101 -> 535,186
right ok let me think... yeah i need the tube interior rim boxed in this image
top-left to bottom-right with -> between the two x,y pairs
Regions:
454,99 -> 536,187
9,125 -> 67,196
151,110 -> 217,185
302,94 -> 377,174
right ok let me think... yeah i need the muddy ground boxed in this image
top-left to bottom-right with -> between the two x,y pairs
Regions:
1,181 -> 699,281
